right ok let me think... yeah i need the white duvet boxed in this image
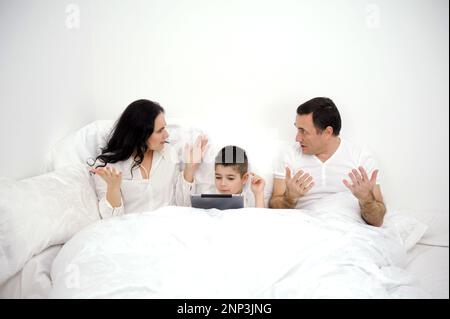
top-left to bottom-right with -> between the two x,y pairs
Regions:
49,194 -> 429,298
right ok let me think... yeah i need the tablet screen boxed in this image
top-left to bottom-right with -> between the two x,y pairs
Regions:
190,194 -> 244,210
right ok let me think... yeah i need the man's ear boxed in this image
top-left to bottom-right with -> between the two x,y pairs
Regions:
325,126 -> 334,137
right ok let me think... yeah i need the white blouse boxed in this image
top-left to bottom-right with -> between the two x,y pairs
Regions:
92,144 -> 194,219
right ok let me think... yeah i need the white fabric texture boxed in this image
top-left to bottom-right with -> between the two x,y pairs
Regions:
382,212 -> 429,252
49,196 -> 429,299
393,209 -> 449,247
45,120 -> 114,172
273,139 -> 381,209
0,164 -> 100,284
295,192 -> 428,251
406,244 -> 449,299
0,245 -> 62,298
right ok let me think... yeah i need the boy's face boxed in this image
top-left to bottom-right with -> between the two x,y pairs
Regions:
215,165 -> 248,194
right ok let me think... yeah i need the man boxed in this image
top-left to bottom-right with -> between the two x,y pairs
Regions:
269,97 -> 386,227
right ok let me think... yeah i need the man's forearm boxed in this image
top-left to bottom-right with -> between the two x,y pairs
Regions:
269,193 -> 298,209
359,197 -> 386,227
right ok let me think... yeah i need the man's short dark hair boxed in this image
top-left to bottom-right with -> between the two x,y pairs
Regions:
296,97 -> 341,136
215,145 -> 248,177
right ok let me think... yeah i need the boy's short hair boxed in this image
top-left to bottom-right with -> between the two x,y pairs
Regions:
214,145 -> 248,176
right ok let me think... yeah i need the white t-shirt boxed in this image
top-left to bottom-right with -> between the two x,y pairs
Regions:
93,144 -> 194,218
274,138 -> 381,209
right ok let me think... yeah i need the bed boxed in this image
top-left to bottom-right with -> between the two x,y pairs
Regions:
406,244 -> 448,299
1,205 -> 447,299
1,121 -> 448,299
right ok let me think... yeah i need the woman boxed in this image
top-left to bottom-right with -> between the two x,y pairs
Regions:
90,99 -> 207,218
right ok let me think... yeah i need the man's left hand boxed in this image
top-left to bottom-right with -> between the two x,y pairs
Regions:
343,166 -> 378,202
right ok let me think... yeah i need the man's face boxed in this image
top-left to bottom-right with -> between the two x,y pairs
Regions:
295,113 -> 326,155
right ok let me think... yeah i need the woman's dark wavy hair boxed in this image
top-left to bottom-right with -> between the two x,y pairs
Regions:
92,99 -> 165,174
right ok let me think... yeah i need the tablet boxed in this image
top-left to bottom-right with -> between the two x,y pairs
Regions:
190,194 -> 244,210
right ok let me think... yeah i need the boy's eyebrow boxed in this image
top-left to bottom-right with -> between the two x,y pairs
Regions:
214,173 -> 238,177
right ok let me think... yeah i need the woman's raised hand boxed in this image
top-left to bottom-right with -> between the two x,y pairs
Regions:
90,166 -> 122,190
183,134 -> 209,182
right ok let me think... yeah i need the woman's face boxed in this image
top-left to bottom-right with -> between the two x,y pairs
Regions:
147,113 -> 169,152
215,165 -> 248,194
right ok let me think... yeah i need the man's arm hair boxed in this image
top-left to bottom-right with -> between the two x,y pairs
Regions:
359,185 -> 386,227
269,178 -> 297,209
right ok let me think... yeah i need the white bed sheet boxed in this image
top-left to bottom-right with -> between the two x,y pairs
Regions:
406,244 -> 449,299
3,203 -> 447,299
0,245 -> 62,299
49,203 -> 430,298
404,210 -> 449,299
5,243 -> 446,299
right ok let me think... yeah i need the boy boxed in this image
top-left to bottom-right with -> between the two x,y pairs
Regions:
180,142 -> 266,208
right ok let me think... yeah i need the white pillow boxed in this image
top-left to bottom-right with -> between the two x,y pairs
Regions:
45,120 -> 114,171
382,209 -> 429,251
393,208 -> 449,247
0,164 -> 100,284
420,213 -> 449,246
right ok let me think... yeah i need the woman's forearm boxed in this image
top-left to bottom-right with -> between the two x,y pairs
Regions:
106,186 -> 122,208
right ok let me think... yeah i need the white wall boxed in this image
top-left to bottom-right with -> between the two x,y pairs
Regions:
90,0 -> 449,212
0,0 -> 95,179
1,0 -> 448,212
